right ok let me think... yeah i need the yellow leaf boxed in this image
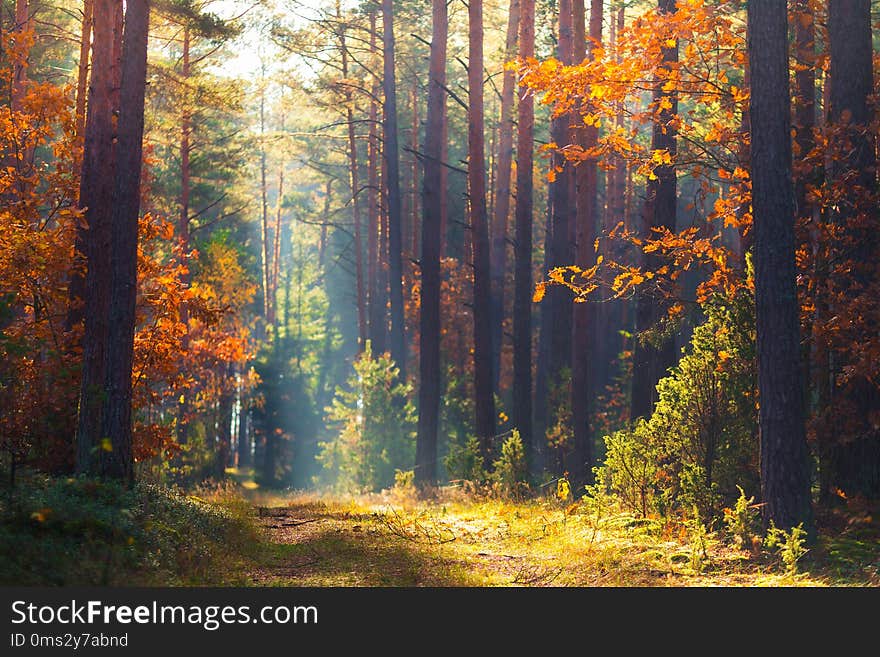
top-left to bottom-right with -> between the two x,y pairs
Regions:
101,438 -> 113,452
533,282 -> 546,303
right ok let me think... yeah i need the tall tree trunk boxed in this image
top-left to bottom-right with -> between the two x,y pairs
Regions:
468,0 -> 496,466
272,155 -> 284,341
102,0 -> 149,483
570,0 -> 602,490
75,0 -> 121,475
382,0 -> 406,380
177,25 -> 192,446
543,0 -> 574,422
514,0 -> 535,471
748,0 -> 814,533
339,21 -> 366,349
415,0 -> 447,488
11,0 -> 29,114
597,5 -> 626,401
75,0 -> 94,138
410,78 -> 420,259
216,369 -> 233,479
826,0 -> 880,500
367,11 -> 386,354
491,0 -> 519,395
236,362 -> 250,468
631,0 -> 678,422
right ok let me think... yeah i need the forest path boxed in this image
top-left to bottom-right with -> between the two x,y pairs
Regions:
237,492 -> 856,586
245,498 -> 539,586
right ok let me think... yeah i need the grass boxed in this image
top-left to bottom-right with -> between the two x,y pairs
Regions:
2,472 -> 878,587
0,473 -> 261,585
242,485 -> 880,587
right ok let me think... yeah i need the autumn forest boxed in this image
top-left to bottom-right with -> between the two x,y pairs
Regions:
1,0 -> 879,587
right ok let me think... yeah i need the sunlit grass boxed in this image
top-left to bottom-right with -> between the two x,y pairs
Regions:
240,486 -> 880,587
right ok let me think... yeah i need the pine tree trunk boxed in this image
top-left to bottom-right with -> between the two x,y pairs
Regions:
237,363 -> 250,468
543,0 -> 574,418
100,0 -> 149,482
468,0 -> 496,466
490,0 -> 519,395
382,0 -> 406,380
177,25 -> 192,446
75,0 -> 93,138
339,30 -> 366,348
748,0 -> 814,533
570,0 -> 602,490
75,0 -> 122,475
514,0 -> 535,471
631,0 -> 678,422
367,11 -> 386,354
415,0 -> 447,488
826,0 -> 880,500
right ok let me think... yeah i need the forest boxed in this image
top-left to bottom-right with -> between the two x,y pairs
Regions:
0,0 -> 878,588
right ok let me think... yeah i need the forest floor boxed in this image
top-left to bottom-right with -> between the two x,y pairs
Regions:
236,476 -> 880,587
2,471 -> 878,587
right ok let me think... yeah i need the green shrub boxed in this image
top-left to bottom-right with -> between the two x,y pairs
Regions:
0,475 -> 259,585
316,342 -> 416,493
600,291 -> 758,521
444,436 -> 486,483
491,430 -> 529,498
723,485 -> 759,549
765,522 -> 809,575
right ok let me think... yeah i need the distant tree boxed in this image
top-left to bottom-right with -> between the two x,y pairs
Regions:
415,0 -> 447,488
514,0 -> 535,472
631,0 -> 678,422
468,0 -> 496,467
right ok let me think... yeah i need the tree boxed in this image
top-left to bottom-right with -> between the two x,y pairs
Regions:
382,0 -> 406,382
75,0 -> 94,137
490,0 -> 519,394
337,5 -> 366,348
748,0 -> 813,533
631,0 -> 678,422
823,0 -> 880,499
468,0 -> 496,466
102,0 -> 150,482
74,0 -> 122,475
514,0 -> 535,472
535,0 -> 575,447
414,0 -> 447,488
570,0 -> 602,490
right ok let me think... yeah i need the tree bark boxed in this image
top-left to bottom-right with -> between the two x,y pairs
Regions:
75,0 -> 94,138
631,0 -> 678,422
514,0 -> 536,472
367,11 -> 386,355
415,0 -> 447,488
826,0 -> 880,500
748,0 -> 814,533
177,25 -> 192,445
102,0 -> 150,482
490,0 -> 520,395
468,0 -> 496,466
570,0 -> 602,490
75,0 -> 122,475
382,0 -> 406,381
339,19 -> 366,349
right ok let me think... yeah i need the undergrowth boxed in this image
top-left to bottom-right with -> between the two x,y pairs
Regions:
0,474 -> 261,585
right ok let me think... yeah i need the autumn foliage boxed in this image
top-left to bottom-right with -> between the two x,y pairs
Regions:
0,28 -> 255,476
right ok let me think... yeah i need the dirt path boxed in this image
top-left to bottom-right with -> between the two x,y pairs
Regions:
241,494 -> 880,587
246,499 -> 565,586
